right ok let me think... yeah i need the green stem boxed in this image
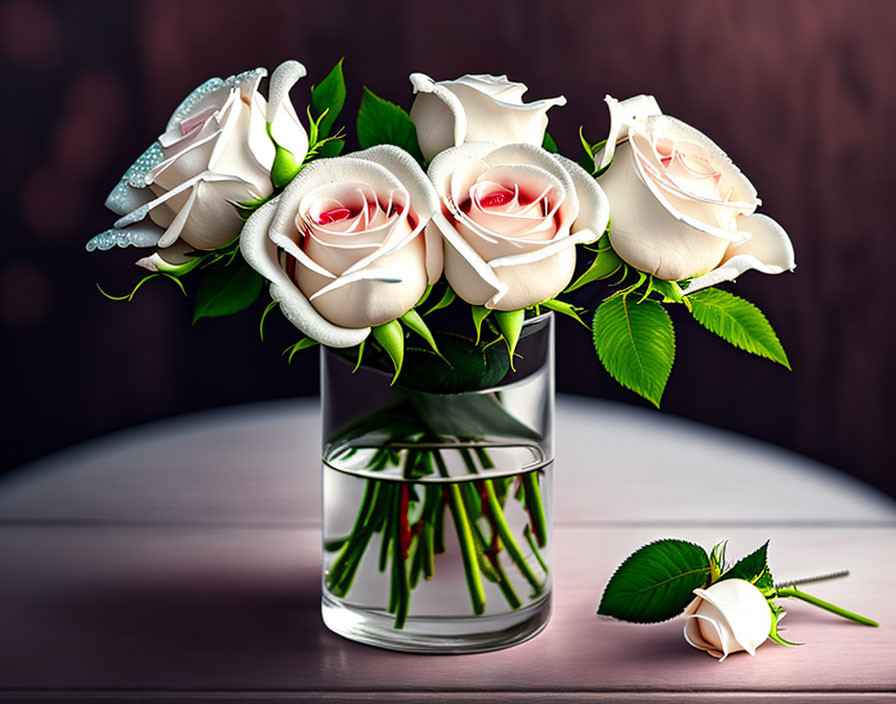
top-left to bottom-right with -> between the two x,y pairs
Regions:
327,481 -> 381,596
488,546 -> 522,610
422,522 -> 435,579
408,532 -> 423,588
390,486 -> 410,628
483,480 -> 543,595
523,524 -> 548,574
378,483 -> 394,573
777,587 -> 879,627
459,447 -> 525,609
434,451 -> 486,615
521,471 -> 547,548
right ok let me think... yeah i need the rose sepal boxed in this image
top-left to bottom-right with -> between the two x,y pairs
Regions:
372,320 -> 405,385
494,309 -> 525,368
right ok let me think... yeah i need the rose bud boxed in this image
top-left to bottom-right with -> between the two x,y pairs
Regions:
409,73 -> 566,161
683,578 -> 773,661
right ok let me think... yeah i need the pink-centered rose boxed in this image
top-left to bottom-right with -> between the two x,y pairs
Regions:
240,145 -> 441,347
596,95 -> 795,291
88,61 -> 309,272
428,143 -> 609,310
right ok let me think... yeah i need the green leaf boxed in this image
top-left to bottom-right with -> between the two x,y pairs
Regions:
719,540 -> 776,596
495,309 -> 525,368
266,123 -> 301,189
542,132 -> 558,153
357,87 -> 424,164
400,308 -> 441,357
193,260 -> 264,323
540,298 -> 588,328
424,285 -> 455,315
709,540 -> 728,582
284,336 -> 318,363
372,319 -> 405,384
471,305 -> 491,344
687,288 -> 790,369
311,58 -> 345,139
565,248 -> 623,292
398,332 -> 510,393
598,539 -> 711,623
592,296 -> 675,407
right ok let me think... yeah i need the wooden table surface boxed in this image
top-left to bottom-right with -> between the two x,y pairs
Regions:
1,395 -> 894,703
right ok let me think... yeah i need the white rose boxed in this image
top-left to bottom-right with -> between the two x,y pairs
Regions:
88,61 -> 309,271
240,145 -> 441,347
596,95 -> 795,292
683,578 -> 772,661
427,142 -> 609,310
409,73 -> 567,161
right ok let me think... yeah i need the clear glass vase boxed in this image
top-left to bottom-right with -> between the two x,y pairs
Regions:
320,312 -> 555,653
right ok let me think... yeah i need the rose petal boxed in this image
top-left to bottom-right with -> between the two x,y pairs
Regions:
239,200 -> 369,347
300,236 -> 428,328
599,142 -> 730,279
104,179 -> 156,217
85,223 -> 164,253
553,154 -> 609,242
409,72 -> 468,161
150,118 -> 221,191
487,245 -> 578,311
207,93 -> 272,197
169,175 -> 261,250
596,94 -> 662,171
266,60 -> 309,157
451,74 -> 529,102
447,82 -> 565,147
685,213 -> 796,293
434,211 -> 508,305
684,612 -> 729,660
159,83 -> 231,148
348,145 -> 440,221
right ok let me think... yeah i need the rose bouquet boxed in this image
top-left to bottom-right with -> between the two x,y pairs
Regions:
89,59 -> 795,651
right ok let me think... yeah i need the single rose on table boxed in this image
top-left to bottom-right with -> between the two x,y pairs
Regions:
240,145 -> 441,347
427,142 -> 610,310
596,95 -> 795,292
88,61 -> 309,272
409,73 -> 566,161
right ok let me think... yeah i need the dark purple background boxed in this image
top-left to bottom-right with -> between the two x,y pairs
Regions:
2,0 -> 895,497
